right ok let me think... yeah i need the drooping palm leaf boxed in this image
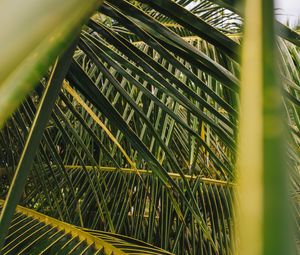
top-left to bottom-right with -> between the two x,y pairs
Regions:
0,200 -> 172,255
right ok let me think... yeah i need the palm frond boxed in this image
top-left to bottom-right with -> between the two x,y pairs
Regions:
0,1 -> 299,255
0,200 -> 172,255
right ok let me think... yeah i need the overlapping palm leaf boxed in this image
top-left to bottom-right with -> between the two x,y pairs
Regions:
0,0 -> 299,254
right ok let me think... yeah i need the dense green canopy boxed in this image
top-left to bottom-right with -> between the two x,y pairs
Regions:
0,0 -> 299,254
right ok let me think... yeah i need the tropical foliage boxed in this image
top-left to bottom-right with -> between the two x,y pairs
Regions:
0,200 -> 172,254
0,0 -> 299,254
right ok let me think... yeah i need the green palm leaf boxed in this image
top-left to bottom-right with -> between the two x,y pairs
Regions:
0,200 -> 172,255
